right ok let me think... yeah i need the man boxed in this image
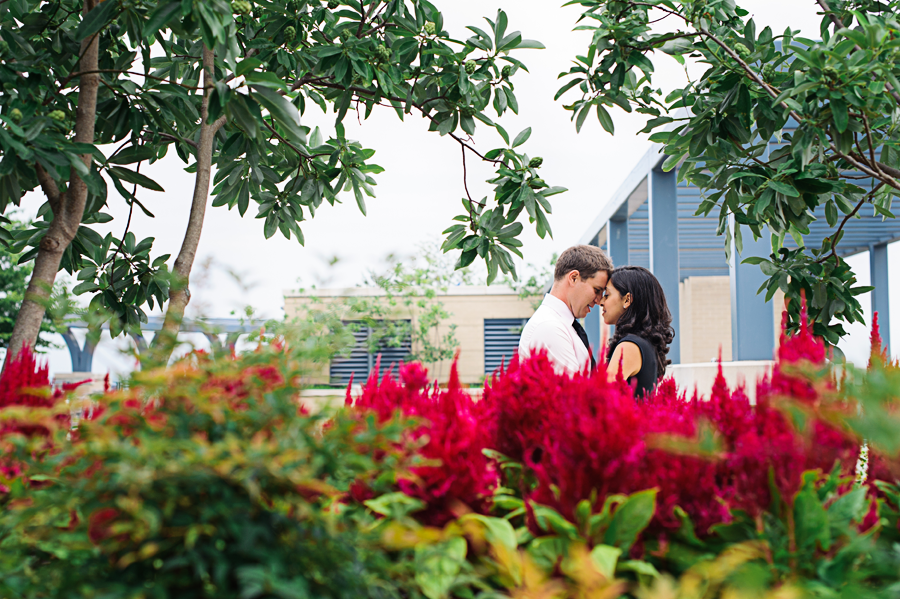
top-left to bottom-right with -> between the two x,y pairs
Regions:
518,245 -> 613,374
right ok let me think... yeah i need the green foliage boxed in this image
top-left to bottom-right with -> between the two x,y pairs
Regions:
0,331 -> 415,598
558,0 -> 900,342
0,0 -> 556,340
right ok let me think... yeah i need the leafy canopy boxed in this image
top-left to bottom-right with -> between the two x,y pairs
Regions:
558,0 -> 900,343
0,0 -> 558,338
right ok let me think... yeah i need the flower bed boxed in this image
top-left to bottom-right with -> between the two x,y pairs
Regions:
1,307 -> 899,597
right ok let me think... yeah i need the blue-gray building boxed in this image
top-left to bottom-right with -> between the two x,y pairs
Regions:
580,141 -> 899,364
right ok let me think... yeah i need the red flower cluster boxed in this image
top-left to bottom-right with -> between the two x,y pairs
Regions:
348,359 -> 497,526
347,298 -> 862,541
718,303 -> 858,512
0,346 -> 59,491
0,345 -> 52,410
480,352 -> 730,536
862,312 -> 900,492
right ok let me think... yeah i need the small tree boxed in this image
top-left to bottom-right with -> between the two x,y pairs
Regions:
1,0 -> 562,367
558,0 -> 899,343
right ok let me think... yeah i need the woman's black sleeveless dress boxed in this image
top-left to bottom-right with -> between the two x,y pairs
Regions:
609,333 -> 658,399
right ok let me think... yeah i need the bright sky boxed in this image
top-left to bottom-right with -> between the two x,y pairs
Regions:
14,0 -> 900,375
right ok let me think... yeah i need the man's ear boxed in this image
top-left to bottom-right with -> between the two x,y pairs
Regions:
566,270 -> 580,286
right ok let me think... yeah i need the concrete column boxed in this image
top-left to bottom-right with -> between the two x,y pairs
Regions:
61,328 -> 95,372
608,218 -> 629,268
649,167 -> 681,364
604,218 -> 630,345
729,218 -> 775,360
870,242 -> 891,351
586,231 -> 604,362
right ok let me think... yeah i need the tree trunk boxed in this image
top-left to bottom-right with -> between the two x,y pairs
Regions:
150,45 -> 226,362
4,0 -> 101,368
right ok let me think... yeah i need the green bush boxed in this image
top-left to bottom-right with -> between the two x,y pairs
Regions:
0,337 -> 414,598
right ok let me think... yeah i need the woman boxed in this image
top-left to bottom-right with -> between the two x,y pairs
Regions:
599,266 -> 675,398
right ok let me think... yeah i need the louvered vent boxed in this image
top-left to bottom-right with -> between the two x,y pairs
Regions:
329,321 -> 412,385
484,318 -> 528,375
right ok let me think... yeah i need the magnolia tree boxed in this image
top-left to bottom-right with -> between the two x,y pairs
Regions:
558,0 -> 900,343
0,0 -> 559,365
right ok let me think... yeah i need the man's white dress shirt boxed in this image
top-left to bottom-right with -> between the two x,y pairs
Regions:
518,294 -> 590,375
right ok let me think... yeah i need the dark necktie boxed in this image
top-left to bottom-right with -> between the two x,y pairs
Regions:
572,319 -> 596,370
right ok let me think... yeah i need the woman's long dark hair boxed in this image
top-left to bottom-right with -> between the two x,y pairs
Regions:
605,266 -> 675,380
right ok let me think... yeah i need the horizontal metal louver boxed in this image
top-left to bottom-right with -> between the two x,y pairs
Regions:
484,318 -> 528,375
329,321 -> 411,385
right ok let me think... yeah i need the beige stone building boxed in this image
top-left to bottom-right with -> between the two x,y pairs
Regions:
284,286 -> 537,386
677,275 -> 786,364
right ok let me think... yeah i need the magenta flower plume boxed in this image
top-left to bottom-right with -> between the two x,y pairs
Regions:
348,358 -> 497,526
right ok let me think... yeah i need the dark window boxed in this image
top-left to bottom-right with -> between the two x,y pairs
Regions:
330,321 -> 411,385
484,318 -> 528,375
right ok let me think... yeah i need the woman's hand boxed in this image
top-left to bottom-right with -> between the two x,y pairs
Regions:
607,341 -> 642,381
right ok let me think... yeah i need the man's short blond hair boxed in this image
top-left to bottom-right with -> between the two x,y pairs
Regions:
553,245 -> 614,281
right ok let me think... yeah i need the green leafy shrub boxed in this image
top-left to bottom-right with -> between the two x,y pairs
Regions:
0,337 -> 414,598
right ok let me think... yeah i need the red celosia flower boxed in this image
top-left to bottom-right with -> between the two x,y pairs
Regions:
869,312 -> 890,369
348,359 -> 497,526
0,345 -> 51,409
87,507 -> 125,544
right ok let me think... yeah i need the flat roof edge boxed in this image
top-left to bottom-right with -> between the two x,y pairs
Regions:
579,142 -> 666,245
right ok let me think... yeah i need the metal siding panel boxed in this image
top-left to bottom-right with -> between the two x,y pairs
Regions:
677,180 -> 729,279
627,201 -> 651,269
484,318 -> 528,374
330,321 -> 412,385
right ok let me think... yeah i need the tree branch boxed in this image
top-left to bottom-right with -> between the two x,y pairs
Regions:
34,163 -> 62,215
821,181 -> 885,264
152,45 -> 221,359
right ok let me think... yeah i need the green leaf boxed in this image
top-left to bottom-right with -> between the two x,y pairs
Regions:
767,180 -> 799,197
794,472 -> 831,551
531,503 -> 580,539
109,145 -> 157,165
143,1 -> 181,38
827,487 -> 867,531
603,489 -> 656,554
575,103 -> 591,133
511,127 -> 531,148
251,86 -> 306,143
741,256 -> 768,265
108,167 -> 164,192
352,179 -> 366,216
831,98 -> 849,133
459,514 -> 517,552
516,39 -> 545,49
245,71 -> 289,92
596,104 -> 614,134
590,545 -> 621,580
76,0 -> 119,41
555,78 -> 581,101
364,492 -> 425,519
415,537 -> 467,599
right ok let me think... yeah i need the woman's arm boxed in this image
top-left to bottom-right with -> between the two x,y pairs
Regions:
607,341 -> 643,381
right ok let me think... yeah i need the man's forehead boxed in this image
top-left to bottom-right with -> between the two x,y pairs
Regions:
584,271 -> 609,286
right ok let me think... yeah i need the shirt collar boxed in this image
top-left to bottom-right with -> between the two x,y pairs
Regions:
542,293 -> 575,323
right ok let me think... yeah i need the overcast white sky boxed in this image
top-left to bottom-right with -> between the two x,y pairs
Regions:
15,0 -> 900,375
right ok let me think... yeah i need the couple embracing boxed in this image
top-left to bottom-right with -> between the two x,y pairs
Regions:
518,245 -> 675,399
